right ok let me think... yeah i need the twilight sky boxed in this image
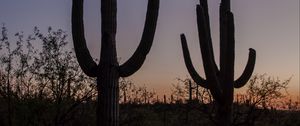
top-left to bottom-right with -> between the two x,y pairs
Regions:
0,0 -> 299,99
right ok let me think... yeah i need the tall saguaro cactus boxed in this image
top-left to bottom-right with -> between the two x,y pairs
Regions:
180,0 -> 256,125
71,0 -> 159,125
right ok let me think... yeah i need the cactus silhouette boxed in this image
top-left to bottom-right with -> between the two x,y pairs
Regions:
188,80 -> 193,102
187,79 -> 200,102
180,0 -> 256,125
71,0 -> 159,125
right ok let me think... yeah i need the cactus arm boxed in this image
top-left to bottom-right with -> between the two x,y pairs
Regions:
197,5 -> 218,84
197,5 -> 222,99
72,0 -> 98,77
119,0 -> 159,77
200,0 -> 211,35
180,34 -> 208,88
199,0 -> 219,72
234,48 -> 256,88
197,3 -> 219,78
200,0 -> 211,37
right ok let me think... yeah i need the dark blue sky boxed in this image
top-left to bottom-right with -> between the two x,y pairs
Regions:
0,0 -> 299,98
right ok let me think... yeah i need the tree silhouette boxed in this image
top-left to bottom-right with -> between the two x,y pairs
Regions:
71,0 -> 159,125
0,25 -> 14,126
0,26 -> 96,125
233,74 -> 291,126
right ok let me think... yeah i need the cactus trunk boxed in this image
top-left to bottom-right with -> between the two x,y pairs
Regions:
215,88 -> 233,126
216,101 -> 232,126
97,75 -> 119,126
180,0 -> 256,125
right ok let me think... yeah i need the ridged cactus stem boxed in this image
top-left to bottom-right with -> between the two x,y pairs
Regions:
180,0 -> 256,125
188,80 -> 192,102
71,0 -> 159,125
123,89 -> 127,103
196,84 -> 199,100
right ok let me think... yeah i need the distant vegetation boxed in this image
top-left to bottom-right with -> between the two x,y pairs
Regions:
0,26 -> 299,126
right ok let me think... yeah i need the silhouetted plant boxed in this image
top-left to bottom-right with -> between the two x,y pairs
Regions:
32,27 -> 97,125
180,0 -> 256,125
233,74 -> 291,126
12,31 -> 36,99
119,78 -> 157,105
171,82 -> 185,103
177,78 -> 205,103
0,26 -> 97,126
71,0 -> 159,125
0,25 -> 14,126
119,78 -> 134,104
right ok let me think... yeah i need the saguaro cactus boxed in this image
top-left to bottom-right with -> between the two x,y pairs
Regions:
180,0 -> 256,125
71,0 -> 159,125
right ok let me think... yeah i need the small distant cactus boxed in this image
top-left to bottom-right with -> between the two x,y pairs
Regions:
71,0 -> 159,125
180,0 -> 256,125
188,80 -> 193,102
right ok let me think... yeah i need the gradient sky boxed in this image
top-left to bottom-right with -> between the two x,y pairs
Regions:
0,0 -> 299,99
